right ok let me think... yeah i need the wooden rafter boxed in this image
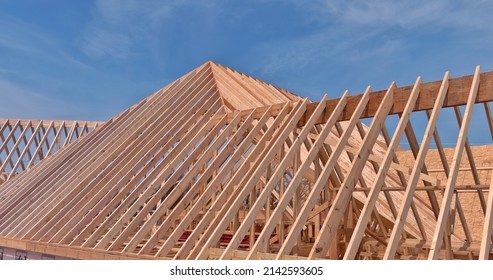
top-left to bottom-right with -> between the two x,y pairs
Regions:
0,62 -> 492,260
0,119 -> 102,184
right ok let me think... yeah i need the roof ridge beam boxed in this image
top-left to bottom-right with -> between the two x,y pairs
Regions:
301,68 -> 493,125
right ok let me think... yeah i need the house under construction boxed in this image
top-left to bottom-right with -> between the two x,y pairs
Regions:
1,61 -> 493,260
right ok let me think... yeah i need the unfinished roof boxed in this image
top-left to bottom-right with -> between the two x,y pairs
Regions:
0,61 -> 493,260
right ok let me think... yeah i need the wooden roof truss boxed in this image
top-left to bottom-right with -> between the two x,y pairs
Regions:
0,119 -> 102,184
0,62 -> 493,260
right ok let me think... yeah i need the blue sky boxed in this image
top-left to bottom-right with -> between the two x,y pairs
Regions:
1,0 -> 492,125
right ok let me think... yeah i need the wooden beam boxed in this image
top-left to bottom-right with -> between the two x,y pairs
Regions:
0,119 -> 103,129
309,82 -> 394,259
58,88 -> 219,246
479,166 -> 493,259
25,69 -> 217,242
135,109 -> 267,255
384,71 -> 450,259
120,109 -> 250,253
428,66 -> 481,260
148,107 -> 278,258
195,99 -> 309,259
219,95 -> 332,259
169,102 -> 294,260
453,106 -> 487,214
0,237 -> 160,260
244,93 -> 349,260
300,70 -> 493,125
6,122 -> 43,180
344,76 -> 421,260
26,122 -> 55,168
431,108 -> 472,243
277,88 -> 373,260
305,132 -> 442,186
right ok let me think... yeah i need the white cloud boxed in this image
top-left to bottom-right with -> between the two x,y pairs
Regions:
318,0 -> 445,28
0,68 -> 16,75
253,0 -> 493,79
96,0 -> 141,24
0,16 -> 54,55
255,24 -> 390,77
80,0 -> 194,60
309,0 -> 493,30
96,0 -> 177,25
0,15 -> 95,71
0,78 -> 78,120
80,28 -> 134,60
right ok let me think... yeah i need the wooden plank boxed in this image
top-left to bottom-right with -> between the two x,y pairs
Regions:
383,71 -> 450,259
479,101 -> 493,259
0,121 -> 31,173
301,70 -> 493,125
26,121 -> 55,168
91,99 -> 226,249
54,80 -> 219,245
62,121 -> 78,146
428,66 -> 481,260
172,102 -> 297,259
309,83 -> 394,259
16,66 -> 215,240
245,92 -> 349,259
0,88 -> 141,211
139,107 -> 272,255
3,62 -> 493,260
219,95 -> 333,259
1,64 -> 211,237
45,121 -> 66,156
66,100 -> 219,246
380,125 -> 427,241
0,237 -> 160,260
159,102 -> 293,259
0,122 -> 9,168
485,102 -> 493,141
0,119 -> 103,129
479,167 -> 493,259
429,108 -> 472,243
278,88 -> 372,259
453,106 -> 487,214
0,121 -> 21,174
117,109 -> 249,253
6,122 -> 43,180
0,120 -> 20,157
403,121 -> 441,219
195,99 -> 309,259
344,77 -> 421,259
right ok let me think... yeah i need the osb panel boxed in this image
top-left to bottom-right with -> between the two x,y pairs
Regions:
396,145 -> 493,240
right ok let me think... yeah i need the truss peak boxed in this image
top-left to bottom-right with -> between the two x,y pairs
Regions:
207,61 -> 301,111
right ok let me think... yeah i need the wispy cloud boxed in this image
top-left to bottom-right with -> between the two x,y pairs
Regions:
96,0 -> 175,25
255,23 -> 392,77
0,77 -> 79,120
313,0 -> 446,28
307,0 -> 493,30
0,68 -> 16,75
252,0 -> 493,80
0,15 -> 95,71
0,16 -> 52,55
80,0 -> 206,60
80,28 -> 134,60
